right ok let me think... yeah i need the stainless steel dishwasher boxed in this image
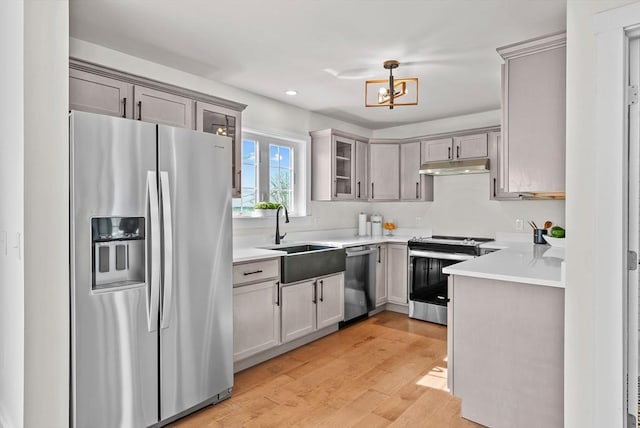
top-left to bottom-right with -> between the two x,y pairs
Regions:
341,245 -> 377,326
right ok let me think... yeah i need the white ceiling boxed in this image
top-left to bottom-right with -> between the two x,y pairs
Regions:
69,0 -> 567,130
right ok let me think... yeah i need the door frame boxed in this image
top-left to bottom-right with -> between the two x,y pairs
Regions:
594,5 -> 640,426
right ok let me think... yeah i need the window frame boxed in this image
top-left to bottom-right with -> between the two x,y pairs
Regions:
233,130 -> 307,218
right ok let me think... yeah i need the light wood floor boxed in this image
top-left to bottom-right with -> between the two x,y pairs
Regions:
171,311 -> 483,427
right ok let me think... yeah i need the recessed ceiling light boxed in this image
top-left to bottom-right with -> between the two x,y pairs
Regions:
285,90 -> 297,96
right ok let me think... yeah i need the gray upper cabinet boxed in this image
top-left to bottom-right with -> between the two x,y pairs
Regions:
453,133 -> 488,159
422,138 -> 454,161
488,131 -> 520,200
400,141 -> 422,201
498,32 -> 566,196
196,101 -> 242,197
422,134 -> 487,162
134,86 -> 194,129
355,140 -> 368,200
310,129 -> 361,201
369,143 -> 399,201
69,68 -> 134,118
69,60 -> 246,197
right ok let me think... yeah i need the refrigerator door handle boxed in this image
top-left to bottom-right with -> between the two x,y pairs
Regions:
147,171 -> 160,332
160,171 -> 174,329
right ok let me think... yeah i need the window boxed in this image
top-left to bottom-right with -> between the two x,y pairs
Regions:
233,132 -> 306,217
269,144 -> 293,208
237,139 -> 258,214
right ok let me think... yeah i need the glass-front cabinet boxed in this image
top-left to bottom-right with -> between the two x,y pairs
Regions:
333,136 -> 355,199
310,129 -> 364,201
196,101 -> 242,197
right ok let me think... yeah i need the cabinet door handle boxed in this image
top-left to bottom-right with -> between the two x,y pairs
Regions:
378,246 -> 381,263
456,146 -> 460,159
122,98 -> 127,118
320,280 -> 324,302
371,183 -> 374,199
334,179 -> 338,198
493,178 -> 497,198
243,269 -> 263,276
312,280 -> 317,304
137,101 -> 142,120
357,181 -> 361,199
448,147 -> 451,160
275,281 -> 280,306
415,182 -> 419,199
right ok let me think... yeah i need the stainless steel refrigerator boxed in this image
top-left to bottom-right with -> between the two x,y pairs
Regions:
69,110 -> 233,427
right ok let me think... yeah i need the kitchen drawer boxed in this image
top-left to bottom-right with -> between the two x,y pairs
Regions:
233,258 -> 279,286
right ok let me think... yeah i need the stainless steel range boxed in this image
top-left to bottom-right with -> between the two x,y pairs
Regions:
408,235 -> 494,324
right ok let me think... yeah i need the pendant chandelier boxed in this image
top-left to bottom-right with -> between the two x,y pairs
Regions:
365,60 -> 418,109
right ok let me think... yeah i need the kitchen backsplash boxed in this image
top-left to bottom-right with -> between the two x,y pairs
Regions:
233,174 -> 565,239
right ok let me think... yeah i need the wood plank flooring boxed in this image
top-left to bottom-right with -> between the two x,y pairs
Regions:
171,311 -> 483,428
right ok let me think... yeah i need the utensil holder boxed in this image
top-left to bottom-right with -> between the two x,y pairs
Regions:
533,228 -> 548,244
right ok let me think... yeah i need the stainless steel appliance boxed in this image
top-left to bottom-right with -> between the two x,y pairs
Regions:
341,245 -> 376,325
408,235 -> 493,324
70,111 -> 233,427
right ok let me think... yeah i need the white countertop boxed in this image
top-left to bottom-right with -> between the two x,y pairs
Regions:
233,230 -> 419,263
233,229 -> 566,288
443,242 -> 565,288
233,247 -> 286,263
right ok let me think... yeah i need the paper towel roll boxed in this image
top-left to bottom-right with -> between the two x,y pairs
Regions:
358,212 -> 367,236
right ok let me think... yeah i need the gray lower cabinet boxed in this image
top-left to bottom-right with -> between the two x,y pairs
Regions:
369,143 -> 400,201
498,32 -> 566,196
232,258 -> 281,362
69,68 -> 133,118
281,273 -> 344,343
233,279 -> 281,362
448,275 -> 564,428
375,244 -> 387,307
386,244 -> 408,305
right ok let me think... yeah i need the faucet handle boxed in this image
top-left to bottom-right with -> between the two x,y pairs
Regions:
279,232 -> 287,241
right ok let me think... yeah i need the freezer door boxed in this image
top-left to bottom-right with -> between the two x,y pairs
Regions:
157,125 -> 233,420
70,111 -> 159,427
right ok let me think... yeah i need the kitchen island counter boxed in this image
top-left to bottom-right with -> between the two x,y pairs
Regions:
443,242 -> 564,288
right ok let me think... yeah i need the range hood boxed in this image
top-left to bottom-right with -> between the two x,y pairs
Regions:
419,158 -> 490,176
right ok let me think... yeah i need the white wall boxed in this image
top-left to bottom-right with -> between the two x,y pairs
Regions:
565,1 -> 638,427
234,174 -> 565,240
23,1 -> 69,426
0,1 -> 24,427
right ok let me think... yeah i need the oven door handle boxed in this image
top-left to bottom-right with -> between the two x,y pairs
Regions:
409,250 -> 475,261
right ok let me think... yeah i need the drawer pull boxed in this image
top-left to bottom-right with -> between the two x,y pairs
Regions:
243,269 -> 264,276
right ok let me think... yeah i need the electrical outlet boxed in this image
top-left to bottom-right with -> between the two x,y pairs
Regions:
415,216 -> 422,226
515,219 -> 524,232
